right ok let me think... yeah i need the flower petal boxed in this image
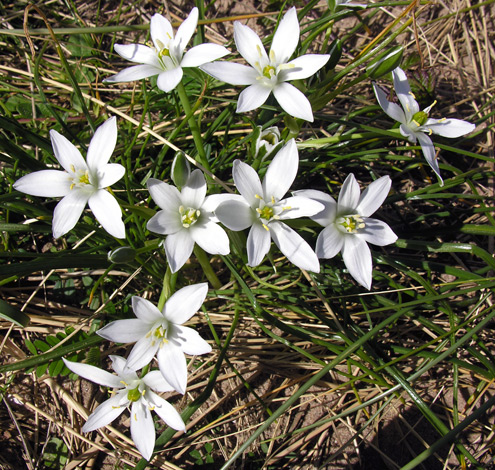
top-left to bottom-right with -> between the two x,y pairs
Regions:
82,392 -> 127,432
163,283 -> 208,325
293,189 -> 337,227
130,401 -> 155,460
341,235 -> 372,290
284,54 -> 330,81
104,64 -> 162,83
426,118 -> 475,138
157,344 -> 188,394
147,209 -> 182,235
157,67 -> 183,92
147,178 -> 181,210
358,218 -> 397,246
97,163 -> 125,189
110,355 -> 139,378
151,13 -> 174,51
97,318 -> 152,343
174,7 -> 198,58
49,129 -> 86,173
270,7 -> 299,65
392,67 -> 419,119
416,131 -> 443,184
62,358 -> 123,388
277,196 -> 324,219
191,220 -> 230,255
372,82 -> 406,124
143,371 -> 174,393
233,160 -> 263,207
132,296 -> 163,324
126,335 -> 160,371
200,62 -> 259,86
263,139 -> 298,201
201,193 -> 244,214
216,199 -> 253,231
315,224 -> 345,259
272,82 -> 314,122
337,173 -> 360,213
88,189 -> 125,239
181,44 -> 230,67
172,325 -> 212,355
237,84 -> 272,113
147,391 -> 186,432
356,175 -> 391,217
14,170 -> 71,197
164,231 -> 195,273
234,21 -> 268,69
181,169 -> 206,209
86,117 -> 117,172
247,223 -> 271,267
270,221 -> 320,272
114,44 -> 160,67
52,190 -> 90,238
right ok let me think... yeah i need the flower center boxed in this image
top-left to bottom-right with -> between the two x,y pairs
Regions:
127,386 -> 142,402
262,65 -> 276,80
336,214 -> 365,233
255,195 -> 292,231
69,166 -> 91,190
412,110 -> 428,127
258,205 -> 274,220
262,132 -> 278,146
179,206 -> 200,228
159,47 -> 170,58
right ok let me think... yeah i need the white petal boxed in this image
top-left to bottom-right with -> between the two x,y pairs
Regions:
372,83 -> 406,124
273,82 -> 314,122
62,358 -> 122,388
191,220 -> 230,255
234,21 -> 268,70
358,218 -> 397,246
315,224 -> 345,259
284,54 -> 329,81
164,231 -> 195,273
263,139 -> 298,200
200,61 -> 259,85
270,7 -> 299,64
126,335 -> 160,371
83,392 -> 127,432
163,283 -> 208,325
174,7 -> 198,58
157,67 -> 183,92
157,344 -> 188,394
426,118 -> 475,138
293,189 -> 337,227
201,193 -> 245,214
110,355 -> 138,378
181,169 -> 206,209
88,189 -> 125,239
147,209 -> 182,235
147,391 -> 186,432
14,170 -> 71,197
247,223 -> 271,267
399,123 -> 417,142
216,199 -> 253,231
130,401 -> 155,460
277,196 -> 324,220
337,174 -> 360,213
151,14 -> 174,51
237,84 -> 272,113
86,117 -> 117,172
132,296 -> 163,323
143,371 -> 174,393
114,43 -> 160,66
233,160 -> 263,207
341,236 -> 372,290
97,318 -> 152,343
355,175 -> 391,217
104,64 -> 162,83
172,325 -> 212,355
98,163 -> 125,188
181,44 -> 230,67
147,178 -> 181,210
392,67 -> 419,118
52,190 -> 89,238
49,129 -> 86,173
270,221 -> 320,272
416,131 -> 443,184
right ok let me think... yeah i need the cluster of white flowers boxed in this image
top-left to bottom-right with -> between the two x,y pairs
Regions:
12,5 -> 476,462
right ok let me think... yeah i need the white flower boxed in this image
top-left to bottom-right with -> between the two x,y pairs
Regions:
97,283 -> 211,395
200,7 -> 330,122
295,174 -> 397,289
63,355 -> 185,461
255,126 -> 280,158
373,67 -> 475,184
13,117 -> 125,239
146,169 -> 232,273
215,139 -> 323,272
105,8 -> 229,92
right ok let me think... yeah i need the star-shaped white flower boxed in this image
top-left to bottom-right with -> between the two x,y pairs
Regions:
13,117 -> 125,238
146,169 -> 232,273
105,8 -> 229,92
373,67 -> 475,184
97,283 -> 211,395
296,174 -> 398,289
215,139 -> 323,272
63,355 -> 185,461
200,7 -> 330,122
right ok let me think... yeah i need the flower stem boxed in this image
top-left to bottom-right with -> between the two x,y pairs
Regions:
193,245 -> 222,290
176,81 -> 209,171
157,266 -> 177,311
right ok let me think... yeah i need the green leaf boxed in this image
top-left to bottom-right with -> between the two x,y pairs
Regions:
0,299 -> 30,327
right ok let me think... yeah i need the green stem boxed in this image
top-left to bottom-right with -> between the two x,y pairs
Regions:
157,266 -> 177,311
194,245 -> 222,290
